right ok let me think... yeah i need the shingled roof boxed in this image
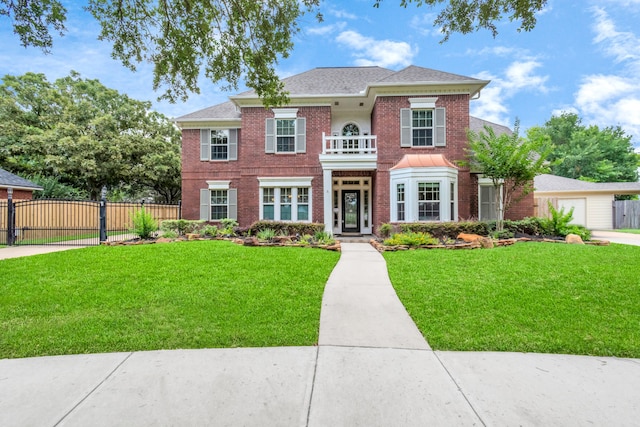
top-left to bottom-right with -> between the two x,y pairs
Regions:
469,116 -> 512,136
0,168 -> 43,191
535,174 -> 640,194
177,65 -> 489,122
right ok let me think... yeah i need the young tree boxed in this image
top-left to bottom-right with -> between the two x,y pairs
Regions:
466,120 -> 551,231
1,0 -> 548,105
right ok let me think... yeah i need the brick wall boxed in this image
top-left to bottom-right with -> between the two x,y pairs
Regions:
181,106 -> 331,226
0,189 -> 34,200
181,94 -> 534,229
371,94 -> 472,225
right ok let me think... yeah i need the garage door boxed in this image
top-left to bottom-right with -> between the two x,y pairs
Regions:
558,198 -> 586,226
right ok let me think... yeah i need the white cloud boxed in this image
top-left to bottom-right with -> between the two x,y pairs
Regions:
570,7 -> 640,145
410,13 -> 443,37
307,22 -> 347,36
471,61 -> 549,126
335,31 -> 416,68
327,8 -> 358,20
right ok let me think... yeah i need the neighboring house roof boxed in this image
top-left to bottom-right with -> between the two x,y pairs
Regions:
534,174 -> 640,194
469,116 -> 512,136
0,168 -> 43,191
391,154 -> 458,170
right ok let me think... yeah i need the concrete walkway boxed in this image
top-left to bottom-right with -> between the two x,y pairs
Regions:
1,243 -> 640,426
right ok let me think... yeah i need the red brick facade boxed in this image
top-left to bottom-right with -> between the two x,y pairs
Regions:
0,189 -> 35,200
180,88 -> 534,231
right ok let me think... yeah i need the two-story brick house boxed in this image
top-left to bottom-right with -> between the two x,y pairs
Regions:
176,65 -> 533,235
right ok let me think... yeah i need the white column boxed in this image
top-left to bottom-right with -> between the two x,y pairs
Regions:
323,168 -> 333,234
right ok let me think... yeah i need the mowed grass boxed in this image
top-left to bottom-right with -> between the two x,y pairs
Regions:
385,243 -> 640,358
1,240 -> 340,359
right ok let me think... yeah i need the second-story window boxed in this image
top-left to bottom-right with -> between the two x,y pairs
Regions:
412,110 -> 433,147
276,119 -> 296,153
200,129 -> 238,161
211,130 -> 229,160
401,99 -> 446,148
265,108 -> 306,154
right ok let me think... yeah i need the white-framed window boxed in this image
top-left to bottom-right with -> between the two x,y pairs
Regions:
397,183 -> 405,221
297,187 -> 309,221
200,181 -> 237,221
400,98 -> 446,147
390,166 -> 457,222
276,119 -> 296,153
412,110 -> 434,147
265,108 -> 306,154
200,129 -> 238,161
258,177 -> 313,222
210,190 -> 229,220
263,188 -> 275,220
418,182 -> 440,221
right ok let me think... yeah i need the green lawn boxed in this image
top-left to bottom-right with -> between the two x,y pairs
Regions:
0,240 -> 340,359
385,243 -> 640,358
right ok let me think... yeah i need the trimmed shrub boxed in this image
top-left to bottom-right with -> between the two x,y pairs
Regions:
384,232 -> 439,247
247,221 -> 325,237
160,220 -> 204,236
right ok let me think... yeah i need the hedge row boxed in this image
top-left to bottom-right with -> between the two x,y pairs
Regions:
245,220 -> 325,237
382,217 -> 570,240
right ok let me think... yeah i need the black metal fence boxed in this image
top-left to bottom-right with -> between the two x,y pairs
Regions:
1,197 -> 181,246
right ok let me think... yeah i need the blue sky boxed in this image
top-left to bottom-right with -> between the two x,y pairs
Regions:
1,0 -> 639,149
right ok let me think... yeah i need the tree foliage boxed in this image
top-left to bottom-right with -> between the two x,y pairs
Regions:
1,0 -> 548,105
374,0 -> 547,41
0,72 -> 181,202
466,120 -> 551,230
538,113 -> 638,184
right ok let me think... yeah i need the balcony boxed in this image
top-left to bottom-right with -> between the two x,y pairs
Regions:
321,132 -> 377,155
319,132 -> 378,171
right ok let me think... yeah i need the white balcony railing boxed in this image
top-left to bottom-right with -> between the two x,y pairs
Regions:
322,132 -> 377,155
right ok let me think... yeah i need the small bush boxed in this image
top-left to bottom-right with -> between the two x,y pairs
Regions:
257,228 -> 277,242
384,232 -> 439,247
378,223 -> 393,238
314,230 -> 335,245
161,220 -> 204,236
161,230 -> 178,239
201,225 -> 219,237
130,207 -> 158,239
220,218 -> 238,236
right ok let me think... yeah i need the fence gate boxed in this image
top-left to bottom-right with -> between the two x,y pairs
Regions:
2,198 -> 181,246
9,199 -> 101,246
613,200 -> 640,229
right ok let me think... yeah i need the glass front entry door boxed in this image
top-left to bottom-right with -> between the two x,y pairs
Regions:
342,190 -> 360,233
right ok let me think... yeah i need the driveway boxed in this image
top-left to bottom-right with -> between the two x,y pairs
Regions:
591,230 -> 640,246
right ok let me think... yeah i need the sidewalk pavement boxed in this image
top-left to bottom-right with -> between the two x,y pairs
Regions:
1,243 -> 640,426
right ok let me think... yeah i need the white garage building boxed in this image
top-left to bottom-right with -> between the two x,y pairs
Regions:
534,174 -> 640,229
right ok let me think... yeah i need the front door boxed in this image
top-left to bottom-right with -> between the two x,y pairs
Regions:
342,190 -> 360,233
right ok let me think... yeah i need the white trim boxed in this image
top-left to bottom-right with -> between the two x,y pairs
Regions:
207,180 -> 231,190
258,177 -> 313,187
272,108 -> 299,119
409,97 -> 438,109
258,177 -> 313,223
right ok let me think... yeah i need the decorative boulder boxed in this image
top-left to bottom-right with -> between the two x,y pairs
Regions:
565,234 -> 585,245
